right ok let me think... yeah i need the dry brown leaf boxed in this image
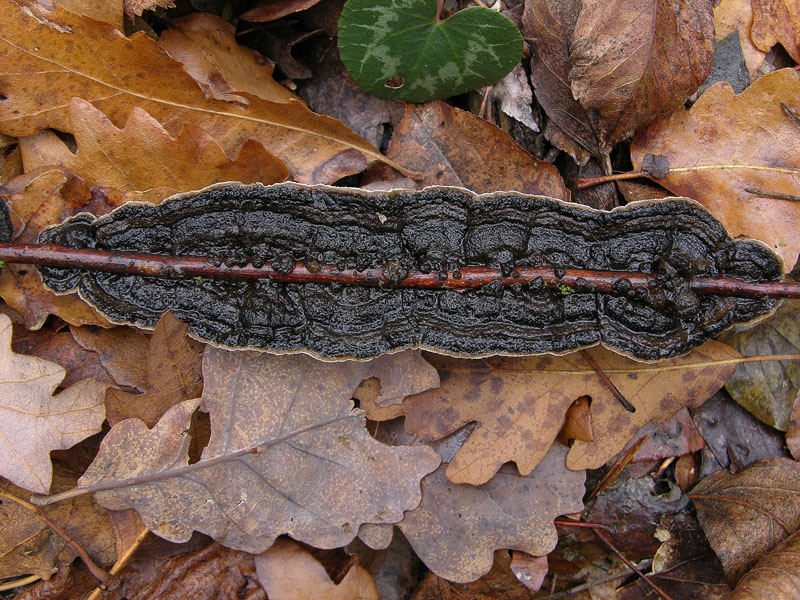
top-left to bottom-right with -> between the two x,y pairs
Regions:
158,13 -> 297,105
352,351 -> 440,408
0,465 -> 118,580
525,0 -> 714,155
690,457 -> 800,583
255,538 -> 379,600
0,2 -> 397,183
19,98 -> 288,203
714,0 -> 767,77
76,348 -> 440,552
105,313 -> 204,428
38,0 -> 124,31
359,424 -> 584,583
631,68 -> 800,269
0,170 -> 122,328
364,342 -> 739,485
730,527 -> 800,599
124,0 -> 175,18
751,0 -> 800,62
0,313 -> 107,493
242,0 -> 324,22
70,325 -> 150,391
364,101 -> 568,199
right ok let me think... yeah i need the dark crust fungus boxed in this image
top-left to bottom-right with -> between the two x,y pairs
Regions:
37,183 -> 783,361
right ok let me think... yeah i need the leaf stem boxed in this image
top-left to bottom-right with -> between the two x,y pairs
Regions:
30,413 -> 360,506
1,243 -> 798,298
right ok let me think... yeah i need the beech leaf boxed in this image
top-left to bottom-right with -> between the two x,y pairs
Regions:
74,348 -> 440,553
631,68 -> 800,269
364,342 -> 740,485
0,313 -> 107,493
0,1 -> 395,183
337,0 -> 523,103
730,528 -> 800,598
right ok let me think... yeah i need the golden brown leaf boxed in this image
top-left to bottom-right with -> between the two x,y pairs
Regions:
19,99 -> 289,202
105,313 -> 204,428
364,101 -> 568,199
0,2 -> 395,183
364,342 -> 739,485
631,68 -> 800,269
38,0 -> 124,30
158,13 -> 297,105
751,0 -> 800,62
714,0 -> 767,77
690,457 -> 800,583
0,313 -> 107,493
255,538 -> 379,600
76,348 -> 440,552
730,528 -> 800,598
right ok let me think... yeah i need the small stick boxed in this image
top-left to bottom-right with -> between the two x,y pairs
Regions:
594,529 -> 675,600
582,351 -> 636,413
586,436 -> 648,502
553,519 -> 614,534
782,103 -> 800,128
576,171 -> 646,189
0,490 -> 111,584
745,187 -> 800,202
85,525 -> 150,600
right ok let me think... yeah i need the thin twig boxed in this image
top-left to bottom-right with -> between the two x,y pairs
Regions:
0,490 -> 111,584
586,436 -> 648,502
594,529 -> 674,600
582,351 -> 636,413
85,525 -> 150,600
782,102 -> 800,128
0,571 -> 56,592
1,243 -> 799,298
553,519 -> 614,534
576,171 -> 646,189
31,413 -> 360,506
744,187 -> 800,202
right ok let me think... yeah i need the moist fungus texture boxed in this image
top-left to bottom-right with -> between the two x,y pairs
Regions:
37,183 -> 782,360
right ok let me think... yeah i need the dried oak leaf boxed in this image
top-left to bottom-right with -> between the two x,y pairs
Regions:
77,347 -> 440,553
158,13 -> 297,105
713,0 -> 767,77
690,456 -> 800,583
631,68 -> 800,269
751,0 -> 800,62
255,538 -> 379,600
105,313 -> 204,428
352,351 -> 440,408
524,0 -> 715,155
0,313 -> 107,493
0,2 -> 395,183
0,465 -> 117,580
365,343 -> 739,485
70,325 -> 150,391
358,422 -> 585,583
730,528 -> 800,599
363,101 -> 568,200
19,99 -> 289,203
242,0 -> 325,23
0,169 -> 117,329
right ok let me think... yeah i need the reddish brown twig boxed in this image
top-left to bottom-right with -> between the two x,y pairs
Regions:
582,351 -> 636,413
594,529 -> 675,600
553,519 -> 614,534
586,436 -> 648,502
1,243 -> 799,298
576,171 -> 647,189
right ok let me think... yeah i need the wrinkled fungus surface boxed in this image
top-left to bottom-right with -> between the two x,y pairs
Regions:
37,183 -> 782,360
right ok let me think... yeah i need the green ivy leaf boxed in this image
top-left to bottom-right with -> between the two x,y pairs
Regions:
338,0 -> 523,103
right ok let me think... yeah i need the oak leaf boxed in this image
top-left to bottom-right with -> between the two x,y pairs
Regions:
359,422 -> 585,583
631,68 -> 800,269
70,324 -> 150,391
750,0 -> 800,62
255,538 -> 379,600
364,343 -> 739,484
690,457 -> 800,583
75,348 -> 440,552
105,313 -> 204,427
0,313 -> 107,493
713,0 -> 767,77
0,2 -> 396,183
19,98 -> 289,203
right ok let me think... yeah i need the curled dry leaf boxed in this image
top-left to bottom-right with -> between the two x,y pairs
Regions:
364,101 -> 568,199
359,422 -> 585,583
76,348 -> 440,553
255,538 -> 379,600
631,68 -> 800,269
105,312 -> 204,428
690,457 -> 800,583
158,13 -> 297,105
0,170 -> 116,328
730,528 -> 800,599
365,342 -> 739,485
0,2 -> 393,183
0,313 -> 107,493
19,99 -> 289,203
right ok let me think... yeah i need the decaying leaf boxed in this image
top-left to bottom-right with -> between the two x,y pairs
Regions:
751,0 -> 800,62
365,100 -> 568,199
352,351 -> 440,408
713,0 -> 767,77
0,466 -> 117,580
690,457 -> 800,583
158,13 -> 297,105
631,68 -> 800,269
19,99 -> 289,204
0,1 -> 394,183
76,348 -> 440,553
0,313 -> 107,493
365,343 -> 739,485
105,313 -> 204,427
359,422 -> 585,583
70,324 -> 150,391
730,528 -> 800,599
255,538 -> 379,600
